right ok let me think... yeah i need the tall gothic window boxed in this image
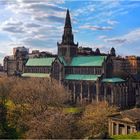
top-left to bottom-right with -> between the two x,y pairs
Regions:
82,82 -> 88,98
52,62 -> 60,81
89,84 -> 96,100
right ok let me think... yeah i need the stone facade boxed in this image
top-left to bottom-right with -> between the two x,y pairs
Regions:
24,57 -> 55,76
50,10 -> 137,108
3,47 -> 29,76
108,108 -> 140,136
3,47 -> 56,76
3,10 -> 140,109
112,56 -> 140,76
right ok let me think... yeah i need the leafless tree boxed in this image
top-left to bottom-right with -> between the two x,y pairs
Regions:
76,102 -> 117,138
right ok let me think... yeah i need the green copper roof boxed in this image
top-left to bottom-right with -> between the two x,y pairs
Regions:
102,78 -> 125,83
26,57 -> 55,66
22,73 -> 50,78
58,56 -> 107,67
70,56 -> 106,66
65,74 -> 101,81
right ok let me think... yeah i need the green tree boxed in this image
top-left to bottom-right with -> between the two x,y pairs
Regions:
0,77 -> 18,138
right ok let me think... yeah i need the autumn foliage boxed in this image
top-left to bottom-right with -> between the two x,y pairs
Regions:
0,76 -> 117,139
76,102 -> 117,138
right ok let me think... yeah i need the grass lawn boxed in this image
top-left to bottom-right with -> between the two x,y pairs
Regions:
5,99 -> 83,114
64,107 -> 83,114
111,132 -> 140,139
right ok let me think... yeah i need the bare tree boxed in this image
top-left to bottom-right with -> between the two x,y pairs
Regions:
23,107 -> 74,139
0,77 -> 117,139
6,77 -> 72,138
77,102 -> 117,139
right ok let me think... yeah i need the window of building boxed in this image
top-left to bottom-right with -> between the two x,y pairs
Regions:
52,62 -> 60,80
82,82 -> 88,98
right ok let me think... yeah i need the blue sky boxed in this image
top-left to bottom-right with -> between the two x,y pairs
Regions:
0,0 -> 140,63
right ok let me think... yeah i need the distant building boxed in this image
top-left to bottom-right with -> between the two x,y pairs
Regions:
125,56 -> 140,75
3,46 -> 29,76
78,47 -> 93,55
13,46 -> 29,56
3,47 -> 56,76
28,50 -> 40,58
108,108 -> 140,136
112,56 -> 140,76
29,50 -> 56,58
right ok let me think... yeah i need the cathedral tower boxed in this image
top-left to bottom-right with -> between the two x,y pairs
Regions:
57,9 -> 78,64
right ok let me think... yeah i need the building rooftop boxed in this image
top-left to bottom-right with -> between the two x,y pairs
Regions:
59,56 -> 107,66
110,108 -> 140,123
102,77 -> 125,83
70,56 -> 106,66
65,74 -> 101,81
22,73 -> 50,78
26,57 -> 55,66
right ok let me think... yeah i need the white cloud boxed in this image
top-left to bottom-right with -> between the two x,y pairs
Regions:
73,3 -> 95,17
93,28 -> 140,56
107,20 -> 119,25
105,38 -> 127,44
0,0 -> 67,56
98,35 -> 108,39
80,25 -> 113,31
0,42 -> 14,57
104,28 -> 140,45
123,29 -> 140,43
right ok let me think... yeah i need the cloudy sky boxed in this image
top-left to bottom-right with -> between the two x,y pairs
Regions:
0,0 -> 140,64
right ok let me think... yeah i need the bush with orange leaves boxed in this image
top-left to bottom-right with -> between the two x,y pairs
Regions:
0,76 -> 117,139
0,76 -> 74,139
76,102 -> 117,139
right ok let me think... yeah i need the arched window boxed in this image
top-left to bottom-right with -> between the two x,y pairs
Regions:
52,62 -> 61,81
82,82 -> 88,98
75,83 -> 81,96
89,84 -> 96,100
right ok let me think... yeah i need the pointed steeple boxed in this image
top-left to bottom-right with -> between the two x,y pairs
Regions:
57,9 -> 78,64
61,9 -> 74,45
65,9 -> 71,28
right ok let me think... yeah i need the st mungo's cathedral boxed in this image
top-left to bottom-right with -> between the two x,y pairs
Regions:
4,10 -> 140,109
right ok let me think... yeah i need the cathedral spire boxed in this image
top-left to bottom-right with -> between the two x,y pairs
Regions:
65,9 -> 71,28
57,9 -> 78,63
61,9 -> 74,45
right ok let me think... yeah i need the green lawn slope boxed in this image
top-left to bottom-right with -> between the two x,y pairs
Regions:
111,132 -> 140,139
